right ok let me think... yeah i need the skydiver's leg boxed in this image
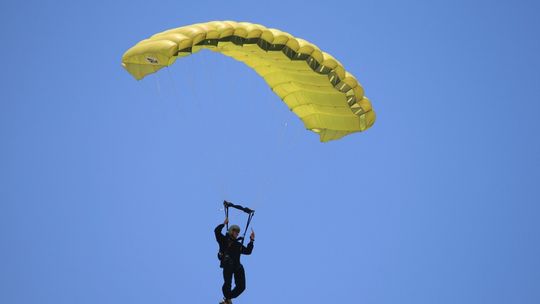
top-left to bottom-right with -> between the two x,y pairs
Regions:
222,264 -> 234,300
230,264 -> 246,298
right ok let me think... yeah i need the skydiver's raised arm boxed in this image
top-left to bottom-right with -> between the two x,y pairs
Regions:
242,230 -> 255,255
214,223 -> 224,240
242,241 -> 254,255
214,217 -> 228,242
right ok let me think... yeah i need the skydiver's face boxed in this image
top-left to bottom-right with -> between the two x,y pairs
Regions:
231,230 -> 239,239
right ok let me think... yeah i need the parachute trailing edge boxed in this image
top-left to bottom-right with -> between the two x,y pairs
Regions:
122,21 -> 375,142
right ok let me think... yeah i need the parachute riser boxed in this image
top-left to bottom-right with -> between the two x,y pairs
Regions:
223,200 -> 255,246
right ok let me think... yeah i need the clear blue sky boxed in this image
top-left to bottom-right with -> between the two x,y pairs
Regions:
1,0 -> 539,303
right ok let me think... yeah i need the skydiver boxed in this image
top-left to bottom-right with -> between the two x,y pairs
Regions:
215,216 -> 255,304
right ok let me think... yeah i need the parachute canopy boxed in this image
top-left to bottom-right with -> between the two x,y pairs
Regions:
122,21 -> 375,142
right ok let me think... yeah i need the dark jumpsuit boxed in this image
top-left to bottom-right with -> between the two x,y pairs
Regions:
214,223 -> 254,300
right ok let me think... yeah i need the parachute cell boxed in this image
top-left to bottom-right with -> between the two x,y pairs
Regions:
121,21 -> 375,142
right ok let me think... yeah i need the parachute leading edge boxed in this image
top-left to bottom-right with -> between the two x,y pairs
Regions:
121,21 -> 375,142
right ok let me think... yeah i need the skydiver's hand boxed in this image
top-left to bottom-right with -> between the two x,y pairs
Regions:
224,217 -> 229,225
250,229 -> 255,241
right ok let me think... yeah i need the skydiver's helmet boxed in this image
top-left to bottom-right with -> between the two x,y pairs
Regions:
228,225 -> 241,237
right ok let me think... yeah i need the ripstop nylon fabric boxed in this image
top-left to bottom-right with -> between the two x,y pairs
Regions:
122,21 -> 375,142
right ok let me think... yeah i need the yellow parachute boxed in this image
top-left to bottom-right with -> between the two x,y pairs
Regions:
122,21 -> 375,142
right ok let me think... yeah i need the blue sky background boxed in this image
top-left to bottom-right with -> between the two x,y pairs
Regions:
1,0 -> 540,303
